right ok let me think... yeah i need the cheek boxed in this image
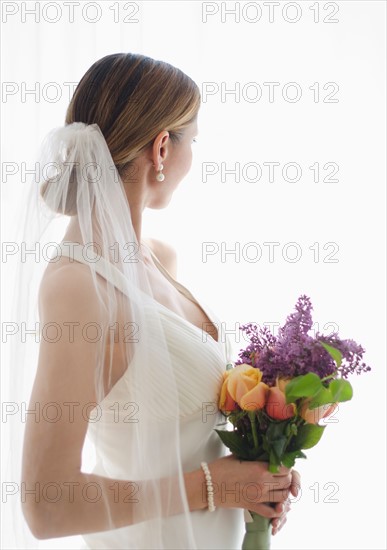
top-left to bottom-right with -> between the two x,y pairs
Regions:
174,150 -> 192,184
169,144 -> 193,184
182,147 -> 193,174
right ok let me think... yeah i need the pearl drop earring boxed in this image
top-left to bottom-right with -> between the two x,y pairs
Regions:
156,164 -> 165,182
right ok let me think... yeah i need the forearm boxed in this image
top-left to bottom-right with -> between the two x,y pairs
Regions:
183,467 -> 208,513
23,468 -> 207,539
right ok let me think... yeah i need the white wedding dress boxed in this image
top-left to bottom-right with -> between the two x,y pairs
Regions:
57,243 -> 244,550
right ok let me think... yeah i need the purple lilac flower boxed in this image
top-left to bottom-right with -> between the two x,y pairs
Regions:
236,295 -> 371,386
316,335 -> 371,378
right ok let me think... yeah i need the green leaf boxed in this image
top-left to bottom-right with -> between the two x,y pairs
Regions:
285,373 -> 322,403
266,420 -> 288,440
329,378 -> 353,402
309,386 -> 334,409
288,423 -> 325,450
269,450 -> 281,473
285,422 -> 298,437
319,341 -> 342,368
291,423 -> 298,436
281,450 -> 307,468
214,429 -> 251,459
271,436 -> 287,460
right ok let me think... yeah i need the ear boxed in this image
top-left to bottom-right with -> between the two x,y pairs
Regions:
151,130 -> 170,170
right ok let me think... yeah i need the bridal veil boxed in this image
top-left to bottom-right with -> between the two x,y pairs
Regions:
3,53 -> 202,549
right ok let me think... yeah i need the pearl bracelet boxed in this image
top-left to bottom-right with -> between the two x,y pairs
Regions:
200,461 -> 216,512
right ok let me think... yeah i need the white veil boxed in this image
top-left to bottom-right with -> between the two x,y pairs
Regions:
3,120 -> 198,548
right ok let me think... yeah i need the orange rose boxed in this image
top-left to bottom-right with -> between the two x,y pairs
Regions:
219,364 -> 269,412
300,401 -> 338,424
218,371 -> 238,411
265,378 -> 297,420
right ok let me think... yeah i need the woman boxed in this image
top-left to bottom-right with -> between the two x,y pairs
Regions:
16,53 -> 299,549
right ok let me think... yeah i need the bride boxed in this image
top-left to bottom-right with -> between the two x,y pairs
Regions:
15,52 -> 300,549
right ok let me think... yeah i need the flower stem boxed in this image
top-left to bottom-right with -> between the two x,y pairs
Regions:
320,370 -> 338,383
248,411 -> 259,450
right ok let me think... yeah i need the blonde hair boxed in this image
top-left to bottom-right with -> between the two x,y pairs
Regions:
41,53 -> 201,214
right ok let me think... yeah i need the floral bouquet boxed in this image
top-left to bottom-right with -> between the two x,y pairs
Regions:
216,295 -> 370,550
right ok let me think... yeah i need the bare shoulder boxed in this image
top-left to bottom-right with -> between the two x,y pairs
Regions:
38,259 -> 105,319
143,237 -> 178,279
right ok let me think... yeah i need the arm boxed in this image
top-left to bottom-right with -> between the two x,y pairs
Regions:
22,265 -> 207,540
22,265 -> 292,540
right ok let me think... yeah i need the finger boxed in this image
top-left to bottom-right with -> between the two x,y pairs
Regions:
290,469 -> 301,497
271,500 -> 291,527
281,474 -> 293,489
263,489 -> 290,503
271,502 -> 288,524
272,465 -> 291,477
291,469 -> 301,486
273,515 -> 287,535
276,499 -> 291,514
283,499 -> 291,513
272,518 -> 280,535
265,474 -> 292,490
251,503 -> 282,519
276,473 -> 293,488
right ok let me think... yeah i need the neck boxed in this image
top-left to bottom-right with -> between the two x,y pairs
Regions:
62,204 -> 149,256
61,167 -> 152,255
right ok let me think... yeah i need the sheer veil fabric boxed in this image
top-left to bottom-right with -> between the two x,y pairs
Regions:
4,121 -> 236,549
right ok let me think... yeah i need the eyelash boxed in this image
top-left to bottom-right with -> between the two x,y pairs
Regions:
192,138 -> 198,143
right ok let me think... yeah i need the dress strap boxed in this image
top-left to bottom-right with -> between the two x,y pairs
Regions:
145,246 -> 202,306
144,244 -> 220,342
56,242 -> 135,300
56,241 -> 222,347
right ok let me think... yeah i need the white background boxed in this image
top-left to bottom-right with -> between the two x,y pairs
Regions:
1,1 -> 386,549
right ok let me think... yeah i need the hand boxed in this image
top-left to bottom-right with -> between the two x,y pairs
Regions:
271,469 -> 301,535
208,454 -> 293,518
